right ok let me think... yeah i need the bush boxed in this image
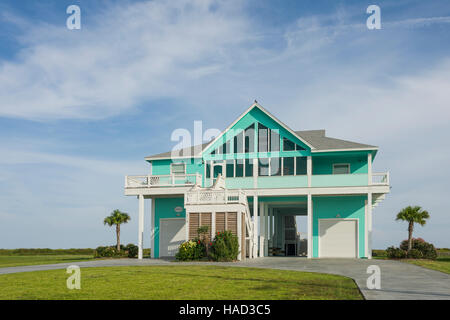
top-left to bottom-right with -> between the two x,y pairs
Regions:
94,245 -> 129,258
175,240 -> 205,261
125,244 -> 138,258
372,249 -> 386,257
407,248 -> 423,259
209,231 -> 239,262
386,246 -> 407,259
399,238 -> 437,260
400,238 -> 425,251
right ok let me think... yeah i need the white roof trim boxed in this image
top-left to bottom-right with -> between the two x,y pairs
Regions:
201,102 -> 315,156
145,156 -> 202,161
311,147 -> 378,153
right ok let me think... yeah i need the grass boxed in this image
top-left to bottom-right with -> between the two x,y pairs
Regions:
0,265 -> 363,300
372,249 -> 450,274
402,256 -> 450,274
0,255 -> 95,268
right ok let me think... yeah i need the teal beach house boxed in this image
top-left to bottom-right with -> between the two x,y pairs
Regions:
125,103 -> 390,260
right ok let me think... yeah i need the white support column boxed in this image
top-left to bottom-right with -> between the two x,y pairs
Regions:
268,207 -> 272,240
237,211 -> 242,261
307,156 -> 312,187
307,194 -> 313,259
151,198 -> 155,258
365,200 -> 369,258
211,211 -> 216,239
259,202 -> 264,257
253,158 -> 258,189
264,203 -> 269,257
368,153 -> 373,185
185,209 -> 190,241
210,161 -> 213,186
253,195 -> 258,258
138,194 -> 145,260
368,192 -> 373,259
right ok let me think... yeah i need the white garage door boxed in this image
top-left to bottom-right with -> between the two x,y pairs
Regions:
319,219 -> 357,258
159,219 -> 186,257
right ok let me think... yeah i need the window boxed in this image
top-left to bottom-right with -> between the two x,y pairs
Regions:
226,160 -> 234,178
258,123 -> 269,152
234,131 -> 244,153
258,158 -> 269,176
296,157 -> 307,175
245,159 -> 253,177
333,164 -> 350,174
171,163 -> 186,175
245,124 -> 255,153
283,137 -> 306,151
283,137 -> 295,151
270,157 -> 281,176
270,130 -> 280,152
235,159 -> 244,177
283,157 -> 294,175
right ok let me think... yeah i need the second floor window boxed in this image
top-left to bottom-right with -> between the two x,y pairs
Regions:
171,163 -> 186,175
333,164 -> 350,174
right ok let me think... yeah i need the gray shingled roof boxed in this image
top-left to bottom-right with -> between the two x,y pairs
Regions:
295,130 -> 377,151
145,130 -> 377,160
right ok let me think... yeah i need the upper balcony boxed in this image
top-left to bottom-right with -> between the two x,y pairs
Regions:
125,173 -> 202,189
124,171 -> 389,191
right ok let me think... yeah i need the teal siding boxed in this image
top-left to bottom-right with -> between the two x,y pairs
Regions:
151,158 -> 204,181
311,174 -> 368,187
313,155 -> 368,175
257,176 -> 307,188
225,177 -> 254,189
153,197 -> 185,258
312,196 -> 366,258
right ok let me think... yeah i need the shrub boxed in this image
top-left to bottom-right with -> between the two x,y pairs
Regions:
94,245 -> 128,258
407,248 -> 423,259
400,238 -> 425,251
209,230 -> 239,262
175,240 -> 205,261
125,244 -> 138,258
399,238 -> 437,260
386,246 -> 407,259
372,249 -> 386,257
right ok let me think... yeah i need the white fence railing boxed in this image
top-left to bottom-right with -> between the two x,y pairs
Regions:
371,172 -> 390,185
185,189 -> 247,205
125,173 -> 202,188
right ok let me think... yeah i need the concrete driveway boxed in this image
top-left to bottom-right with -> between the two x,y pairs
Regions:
1,257 -> 449,300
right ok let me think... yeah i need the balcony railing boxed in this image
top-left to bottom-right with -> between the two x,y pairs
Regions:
185,189 -> 247,205
125,173 -> 202,188
371,172 -> 390,186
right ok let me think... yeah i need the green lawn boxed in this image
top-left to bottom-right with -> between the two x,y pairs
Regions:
0,265 -> 363,300
0,255 -> 95,268
402,256 -> 450,274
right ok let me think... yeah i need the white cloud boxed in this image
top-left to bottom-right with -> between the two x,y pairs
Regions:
0,0 -> 252,120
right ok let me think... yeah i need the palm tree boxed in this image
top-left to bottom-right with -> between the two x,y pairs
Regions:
396,206 -> 430,252
104,210 -> 131,251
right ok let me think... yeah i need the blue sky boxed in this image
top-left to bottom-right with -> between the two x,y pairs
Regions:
0,0 -> 449,249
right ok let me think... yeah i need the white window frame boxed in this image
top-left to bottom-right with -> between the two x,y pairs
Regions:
332,163 -> 350,175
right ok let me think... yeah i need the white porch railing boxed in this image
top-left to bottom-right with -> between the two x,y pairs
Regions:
125,173 -> 202,188
371,172 -> 390,185
185,189 -> 247,205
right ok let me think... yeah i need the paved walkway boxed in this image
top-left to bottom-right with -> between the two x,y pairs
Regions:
1,257 -> 449,300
